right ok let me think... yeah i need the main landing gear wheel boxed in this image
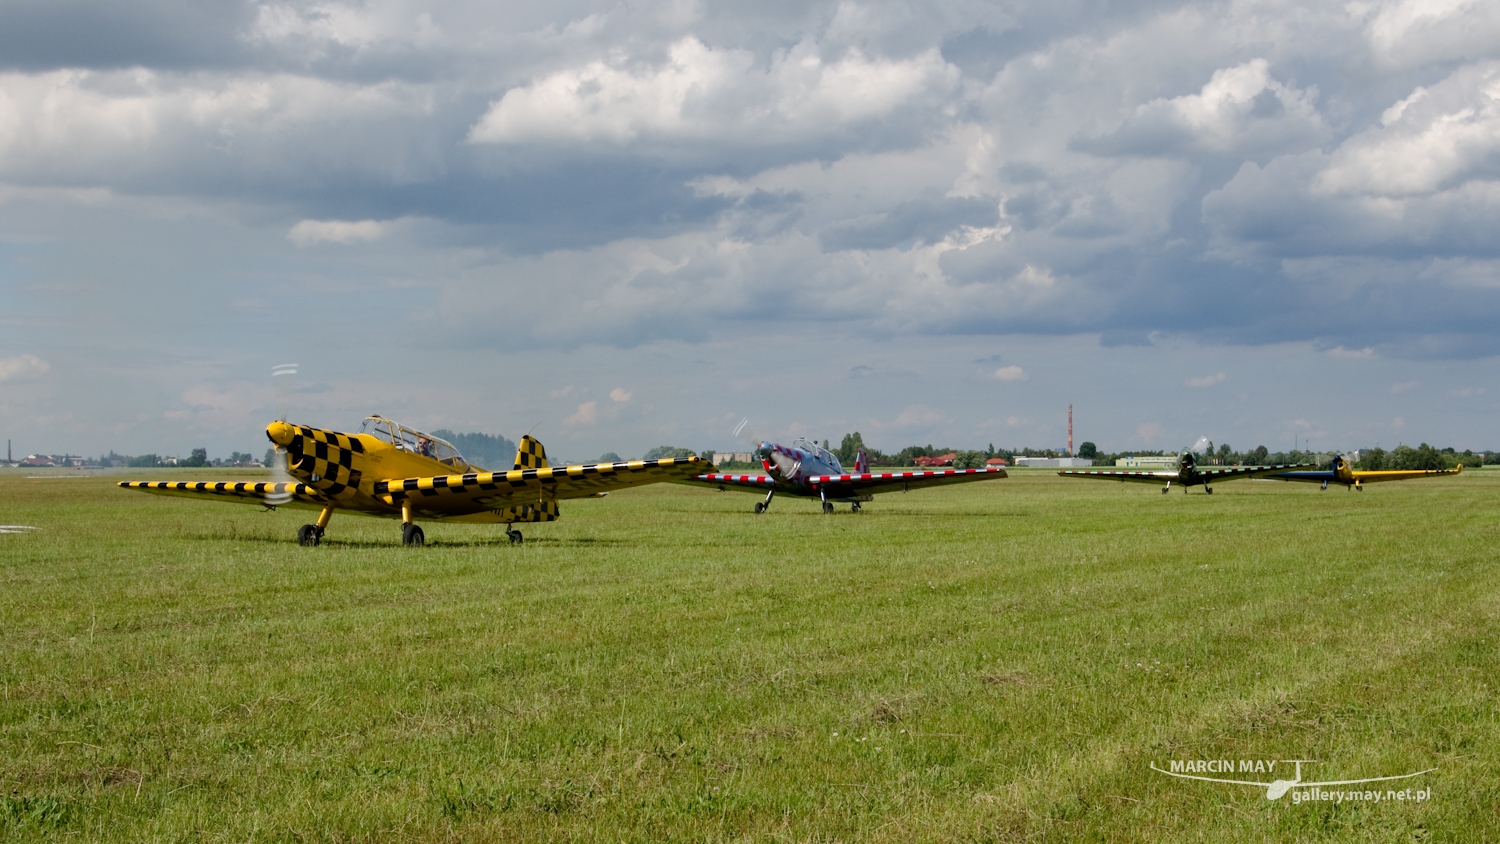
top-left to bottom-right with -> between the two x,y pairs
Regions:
402,523 -> 425,546
297,524 -> 321,546
1205,487 -> 1213,495
822,501 -> 835,514
851,503 -> 861,513
754,502 -> 766,514
507,528 -> 523,545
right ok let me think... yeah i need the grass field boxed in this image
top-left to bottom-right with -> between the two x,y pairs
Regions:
1,467 -> 1496,841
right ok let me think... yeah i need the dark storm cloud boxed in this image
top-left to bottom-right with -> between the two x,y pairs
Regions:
0,0 -> 256,71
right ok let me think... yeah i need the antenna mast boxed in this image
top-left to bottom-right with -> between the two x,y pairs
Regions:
1068,404 -> 1073,457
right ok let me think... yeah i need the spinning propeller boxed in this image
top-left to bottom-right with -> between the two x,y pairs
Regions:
734,417 -> 799,479
264,364 -> 299,507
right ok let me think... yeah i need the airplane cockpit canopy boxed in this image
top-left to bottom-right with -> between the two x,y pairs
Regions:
790,437 -> 843,473
360,416 -> 478,471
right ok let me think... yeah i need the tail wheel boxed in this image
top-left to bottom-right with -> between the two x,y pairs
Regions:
507,528 -> 523,544
402,523 -> 425,546
297,524 -> 320,546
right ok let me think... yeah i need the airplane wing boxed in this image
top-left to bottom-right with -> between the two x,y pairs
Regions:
119,480 -> 329,509
1059,463 -> 1315,485
1267,470 -> 1336,484
1194,463 -> 1318,481
1058,469 -> 1179,484
374,456 -> 712,510
681,472 -> 779,493
807,467 -> 1007,496
1352,465 -> 1463,483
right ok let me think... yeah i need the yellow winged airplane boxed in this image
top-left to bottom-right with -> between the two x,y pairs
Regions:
1268,453 -> 1463,490
121,415 -> 710,545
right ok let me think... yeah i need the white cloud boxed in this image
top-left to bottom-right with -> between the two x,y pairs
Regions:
1325,346 -> 1376,359
1187,372 -> 1226,387
609,387 -> 632,403
0,69 -> 440,185
288,219 -> 389,246
251,2 -> 443,49
549,385 -> 574,398
892,404 -> 946,429
467,37 -> 957,144
1389,380 -> 1420,393
565,400 -> 598,426
0,354 -> 50,382
1393,416 -> 1406,428
1316,62 -> 1500,197
992,365 -> 1028,382
1361,0 -> 1500,68
1083,59 -> 1327,157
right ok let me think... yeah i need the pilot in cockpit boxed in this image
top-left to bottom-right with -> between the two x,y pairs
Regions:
417,436 -> 435,457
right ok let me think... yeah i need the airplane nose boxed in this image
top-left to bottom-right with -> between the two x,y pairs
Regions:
266,421 -> 295,446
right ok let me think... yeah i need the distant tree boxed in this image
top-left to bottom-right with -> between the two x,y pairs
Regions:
126,454 -> 162,468
838,432 -> 866,465
181,448 -> 208,468
1252,445 -> 1269,463
1077,441 -> 1098,459
954,450 -> 987,469
1217,443 -> 1232,463
598,452 -> 621,463
1357,447 -> 1387,470
643,446 -> 696,460
264,448 -> 278,469
431,430 -> 518,471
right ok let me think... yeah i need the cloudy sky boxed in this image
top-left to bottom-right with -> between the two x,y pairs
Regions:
2,0 -> 1498,462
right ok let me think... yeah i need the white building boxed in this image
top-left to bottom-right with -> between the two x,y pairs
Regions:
1013,456 -> 1093,468
1115,456 -> 1178,468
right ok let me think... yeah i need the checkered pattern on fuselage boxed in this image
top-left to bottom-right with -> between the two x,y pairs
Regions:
285,425 -> 366,500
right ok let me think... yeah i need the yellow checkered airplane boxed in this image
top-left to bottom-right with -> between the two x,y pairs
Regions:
1268,453 -> 1463,490
121,415 -> 710,546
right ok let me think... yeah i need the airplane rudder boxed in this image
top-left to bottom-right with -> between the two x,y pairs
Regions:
855,447 -> 869,474
513,435 -> 550,470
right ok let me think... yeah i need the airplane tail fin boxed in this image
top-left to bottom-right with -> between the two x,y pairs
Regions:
854,447 -> 869,474
513,435 -> 549,470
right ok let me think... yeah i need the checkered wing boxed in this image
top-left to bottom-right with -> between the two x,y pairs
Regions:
374,456 -> 713,511
119,480 -> 329,509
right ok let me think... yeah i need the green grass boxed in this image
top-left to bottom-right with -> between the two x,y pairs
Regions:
1,468 -> 1495,841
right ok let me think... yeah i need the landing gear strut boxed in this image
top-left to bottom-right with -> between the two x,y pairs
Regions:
1162,481 -> 1171,495
506,527 -> 524,544
754,488 -> 775,514
400,500 -> 424,546
297,504 -> 336,545
1205,486 -> 1213,495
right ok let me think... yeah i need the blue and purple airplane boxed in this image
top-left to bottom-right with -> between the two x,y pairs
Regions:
682,427 -> 1005,513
